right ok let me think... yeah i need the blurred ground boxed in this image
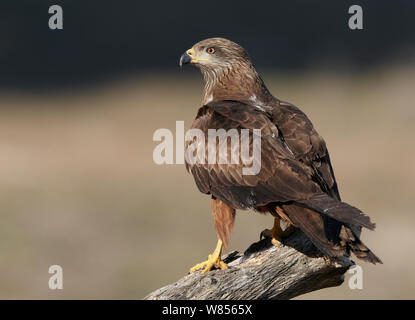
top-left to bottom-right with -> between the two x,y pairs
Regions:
0,66 -> 414,299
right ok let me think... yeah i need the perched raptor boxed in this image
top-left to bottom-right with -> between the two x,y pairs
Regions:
179,38 -> 381,274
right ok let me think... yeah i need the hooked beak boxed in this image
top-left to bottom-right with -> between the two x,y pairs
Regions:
179,48 -> 209,68
179,52 -> 192,68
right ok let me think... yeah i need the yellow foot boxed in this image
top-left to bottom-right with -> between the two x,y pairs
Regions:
260,228 -> 283,246
260,217 -> 294,247
189,254 -> 227,274
189,239 -> 227,274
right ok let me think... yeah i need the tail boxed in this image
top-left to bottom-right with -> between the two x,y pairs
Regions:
341,225 -> 382,264
297,193 -> 376,230
281,203 -> 382,264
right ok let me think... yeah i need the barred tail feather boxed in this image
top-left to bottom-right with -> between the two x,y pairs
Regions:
281,203 -> 382,264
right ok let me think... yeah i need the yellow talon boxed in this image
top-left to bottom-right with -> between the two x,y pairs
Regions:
261,217 -> 294,247
189,239 -> 228,274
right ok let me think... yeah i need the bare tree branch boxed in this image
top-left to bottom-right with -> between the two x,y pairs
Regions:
145,230 -> 354,300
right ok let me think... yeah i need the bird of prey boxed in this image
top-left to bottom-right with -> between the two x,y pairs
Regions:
179,38 -> 381,274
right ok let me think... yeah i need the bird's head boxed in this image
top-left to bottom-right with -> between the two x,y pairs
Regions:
179,37 -> 270,104
179,37 -> 251,73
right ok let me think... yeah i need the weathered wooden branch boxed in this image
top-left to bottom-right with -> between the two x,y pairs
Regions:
145,230 -> 353,300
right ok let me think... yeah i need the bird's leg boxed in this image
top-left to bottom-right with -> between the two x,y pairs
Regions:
189,239 -> 228,274
261,217 -> 294,246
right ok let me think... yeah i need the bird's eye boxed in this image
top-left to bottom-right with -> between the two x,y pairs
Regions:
207,47 -> 216,54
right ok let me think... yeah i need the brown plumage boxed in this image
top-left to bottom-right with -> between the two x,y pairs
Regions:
211,198 -> 235,249
180,37 -> 381,268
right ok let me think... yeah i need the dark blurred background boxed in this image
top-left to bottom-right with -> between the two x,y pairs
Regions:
0,0 -> 414,89
0,1 -> 414,299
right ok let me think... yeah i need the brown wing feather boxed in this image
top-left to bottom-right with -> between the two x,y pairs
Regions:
280,204 -> 347,258
274,101 -> 339,196
186,102 -> 321,209
186,99 -> 380,263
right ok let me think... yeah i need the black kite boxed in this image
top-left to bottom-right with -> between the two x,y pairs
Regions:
179,38 -> 381,274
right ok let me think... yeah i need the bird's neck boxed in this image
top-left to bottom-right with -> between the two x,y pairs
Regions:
201,62 -> 273,105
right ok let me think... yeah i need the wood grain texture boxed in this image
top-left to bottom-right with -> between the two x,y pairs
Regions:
145,230 -> 353,300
